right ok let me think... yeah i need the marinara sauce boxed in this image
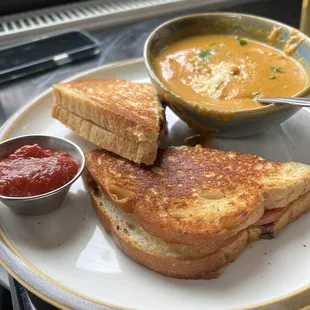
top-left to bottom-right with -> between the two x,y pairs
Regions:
0,144 -> 79,197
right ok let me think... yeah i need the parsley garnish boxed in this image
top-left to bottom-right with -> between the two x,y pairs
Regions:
269,75 -> 276,80
225,51 -> 232,56
219,43 -> 225,48
239,39 -> 248,46
209,42 -> 217,46
271,66 -> 284,73
198,49 -> 214,60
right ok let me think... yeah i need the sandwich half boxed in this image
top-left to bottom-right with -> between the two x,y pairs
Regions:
52,79 -> 164,165
85,145 -> 310,278
86,172 -> 248,279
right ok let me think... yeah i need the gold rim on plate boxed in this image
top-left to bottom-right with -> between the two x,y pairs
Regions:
0,58 -> 309,310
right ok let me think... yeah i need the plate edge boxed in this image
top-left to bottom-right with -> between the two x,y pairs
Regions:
0,57 -> 309,310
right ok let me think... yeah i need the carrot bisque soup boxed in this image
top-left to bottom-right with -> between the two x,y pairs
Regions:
154,35 -> 307,110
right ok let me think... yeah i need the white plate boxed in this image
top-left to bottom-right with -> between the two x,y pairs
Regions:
0,58 -> 309,310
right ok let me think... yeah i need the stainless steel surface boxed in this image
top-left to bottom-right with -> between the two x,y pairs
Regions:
0,0 -> 257,45
0,135 -> 85,215
256,96 -> 310,107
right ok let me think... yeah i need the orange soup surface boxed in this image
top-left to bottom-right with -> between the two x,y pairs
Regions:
154,35 -> 307,110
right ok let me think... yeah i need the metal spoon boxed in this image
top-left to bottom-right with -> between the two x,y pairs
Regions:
255,97 -> 310,107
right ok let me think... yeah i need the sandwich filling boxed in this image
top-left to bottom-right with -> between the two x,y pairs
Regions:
249,189 -> 310,240
252,208 -> 285,226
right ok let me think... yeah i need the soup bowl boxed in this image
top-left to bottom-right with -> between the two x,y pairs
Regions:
144,13 -> 310,137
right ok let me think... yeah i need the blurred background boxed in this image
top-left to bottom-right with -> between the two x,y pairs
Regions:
0,0 -> 307,309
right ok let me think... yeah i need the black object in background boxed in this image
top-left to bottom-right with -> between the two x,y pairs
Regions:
0,30 -> 100,84
9,275 -> 58,310
0,285 -> 13,310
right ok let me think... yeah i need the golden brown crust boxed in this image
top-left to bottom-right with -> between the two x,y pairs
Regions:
85,173 -> 248,279
85,145 -> 310,246
115,230 -> 247,279
136,206 -> 260,247
248,189 -> 310,241
53,79 -> 163,143
52,104 -> 158,165
85,146 -> 266,245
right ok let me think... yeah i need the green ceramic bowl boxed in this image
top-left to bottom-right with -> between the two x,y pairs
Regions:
144,13 -> 310,137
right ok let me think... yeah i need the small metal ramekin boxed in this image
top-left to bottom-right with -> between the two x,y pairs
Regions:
0,135 -> 85,215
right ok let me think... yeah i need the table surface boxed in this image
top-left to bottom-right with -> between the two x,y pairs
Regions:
0,0 -> 305,309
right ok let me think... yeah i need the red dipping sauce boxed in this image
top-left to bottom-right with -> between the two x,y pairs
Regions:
0,144 -> 79,197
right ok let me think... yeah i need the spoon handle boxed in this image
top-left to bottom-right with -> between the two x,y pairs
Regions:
256,97 -> 310,107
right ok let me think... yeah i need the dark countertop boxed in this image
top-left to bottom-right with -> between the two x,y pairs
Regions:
0,0 -> 303,309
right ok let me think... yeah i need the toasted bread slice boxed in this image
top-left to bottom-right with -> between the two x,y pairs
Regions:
85,145 -> 310,246
52,79 -> 164,165
248,190 -> 310,241
52,105 -> 158,165
259,162 -> 310,210
85,172 -> 248,279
